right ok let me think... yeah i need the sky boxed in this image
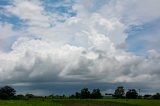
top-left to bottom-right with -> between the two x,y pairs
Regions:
0,0 -> 160,96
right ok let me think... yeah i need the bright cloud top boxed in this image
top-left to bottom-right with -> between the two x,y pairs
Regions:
0,0 -> 160,94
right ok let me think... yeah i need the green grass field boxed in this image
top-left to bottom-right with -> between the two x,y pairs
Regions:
99,99 -> 160,106
0,99 -> 159,106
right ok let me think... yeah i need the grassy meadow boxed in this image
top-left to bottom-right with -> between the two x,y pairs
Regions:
0,99 -> 160,106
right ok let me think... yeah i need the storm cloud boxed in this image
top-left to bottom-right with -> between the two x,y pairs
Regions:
0,0 -> 160,95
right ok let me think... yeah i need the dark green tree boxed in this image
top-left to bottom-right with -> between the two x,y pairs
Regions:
113,86 -> 125,98
152,93 -> 160,99
126,89 -> 138,99
91,88 -> 102,99
0,86 -> 16,100
16,94 -> 25,100
0,93 -> 9,100
80,88 -> 90,99
143,94 -> 152,99
25,94 -> 34,99
69,94 -> 75,99
75,92 -> 80,99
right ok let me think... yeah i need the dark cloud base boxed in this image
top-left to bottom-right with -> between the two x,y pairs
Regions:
2,82 -> 155,96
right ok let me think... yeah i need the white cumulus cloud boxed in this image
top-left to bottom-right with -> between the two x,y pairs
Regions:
0,0 -> 160,93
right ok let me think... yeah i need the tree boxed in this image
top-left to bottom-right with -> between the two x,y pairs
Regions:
69,94 -> 76,99
91,89 -> 102,99
113,86 -> 125,98
48,94 -> 54,99
16,94 -> 25,100
0,86 -> 16,100
75,92 -> 80,99
25,94 -> 34,99
0,93 -> 9,100
126,89 -> 138,99
143,94 -> 152,99
152,93 -> 160,99
80,88 -> 90,99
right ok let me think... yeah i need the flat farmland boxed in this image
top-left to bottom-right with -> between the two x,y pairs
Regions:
0,99 -> 159,106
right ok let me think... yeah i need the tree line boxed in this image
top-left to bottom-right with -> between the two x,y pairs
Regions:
109,86 -> 160,99
69,88 -> 102,99
0,85 -> 160,100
